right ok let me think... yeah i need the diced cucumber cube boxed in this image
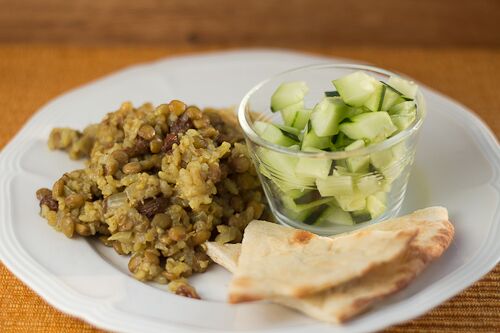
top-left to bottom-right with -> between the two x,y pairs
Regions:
370,148 -> 394,169
292,108 -> 312,130
257,147 -> 298,175
357,175 -> 383,196
373,191 -> 387,204
389,101 -> 417,131
381,160 -> 404,182
363,82 -> 385,111
339,112 -> 397,141
345,139 -> 366,151
253,121 -> 268,135
303,205 -> 330,225
254,121 -> 298,147
332,165 -> 350,175
334,132 -> 355,149
301,122 -> 331,150
381,84 -> 405,110
367,194 -> 387,218
315,205 -> 355,226
346,156 -> 370,174
352,208 -> 371,222
345,107 -> 365,120
287,189 -> 310,200
333,71 -> 378,107
391,114 -> 416,132
274,123 -> 301,137
284,207 -> 311,222
370,147 -> 405,183
392,141 -> 407,160
345,140 -> 370,173
335,194 -> 367,211
282,193 -> 315,221
271,81 -> 309,112
274,123 -> 301,141
389,101 -> 417,115
310,97 -> 348,137
295,147 -> 332,179
257,147 -> 314,191
381,181 -> 392,192
291,190 -> 323,204
282,194 -> 333,213
388,76 -> 418,99
316,174 -> 354,197
334,159 -> 347,170
280,102 -> 304,126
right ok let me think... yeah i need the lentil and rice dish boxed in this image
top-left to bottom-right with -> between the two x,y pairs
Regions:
36,100 -> 269,298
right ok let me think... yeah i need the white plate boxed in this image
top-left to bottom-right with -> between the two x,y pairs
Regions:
0,50 -> 499,333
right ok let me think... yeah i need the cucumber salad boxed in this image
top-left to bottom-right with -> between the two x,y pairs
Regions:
254,71 -> 419,227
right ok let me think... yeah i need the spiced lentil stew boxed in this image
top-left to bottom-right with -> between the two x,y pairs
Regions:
36,100 -> 270,298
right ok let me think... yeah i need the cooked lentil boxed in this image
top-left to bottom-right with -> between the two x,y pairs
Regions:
37,100 -> 272,297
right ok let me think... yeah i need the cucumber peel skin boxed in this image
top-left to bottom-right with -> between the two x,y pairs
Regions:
324,91 -> 340,97
303,204 -> 330,225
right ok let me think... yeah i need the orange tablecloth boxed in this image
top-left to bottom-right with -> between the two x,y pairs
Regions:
0,45 -> 498,332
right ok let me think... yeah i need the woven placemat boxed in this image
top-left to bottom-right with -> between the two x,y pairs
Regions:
0,45 -> 498,332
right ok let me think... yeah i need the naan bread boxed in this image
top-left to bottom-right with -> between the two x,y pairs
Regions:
208,207 -> 454,323
274,251 -> 426,323
356,206 -> 453,261
228,220 -> 418,302
205,242 -> 241,274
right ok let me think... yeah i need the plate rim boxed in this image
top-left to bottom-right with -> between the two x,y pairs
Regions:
0,49 -> 499,333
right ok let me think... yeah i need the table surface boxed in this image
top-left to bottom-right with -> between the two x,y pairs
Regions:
1,0 -> 499,48
0,45 -> 498,333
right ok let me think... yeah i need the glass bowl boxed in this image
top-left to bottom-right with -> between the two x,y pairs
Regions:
238,64 -> 426,235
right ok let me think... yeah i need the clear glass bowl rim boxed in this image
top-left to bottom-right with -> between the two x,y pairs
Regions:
237,63 -> 426,159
